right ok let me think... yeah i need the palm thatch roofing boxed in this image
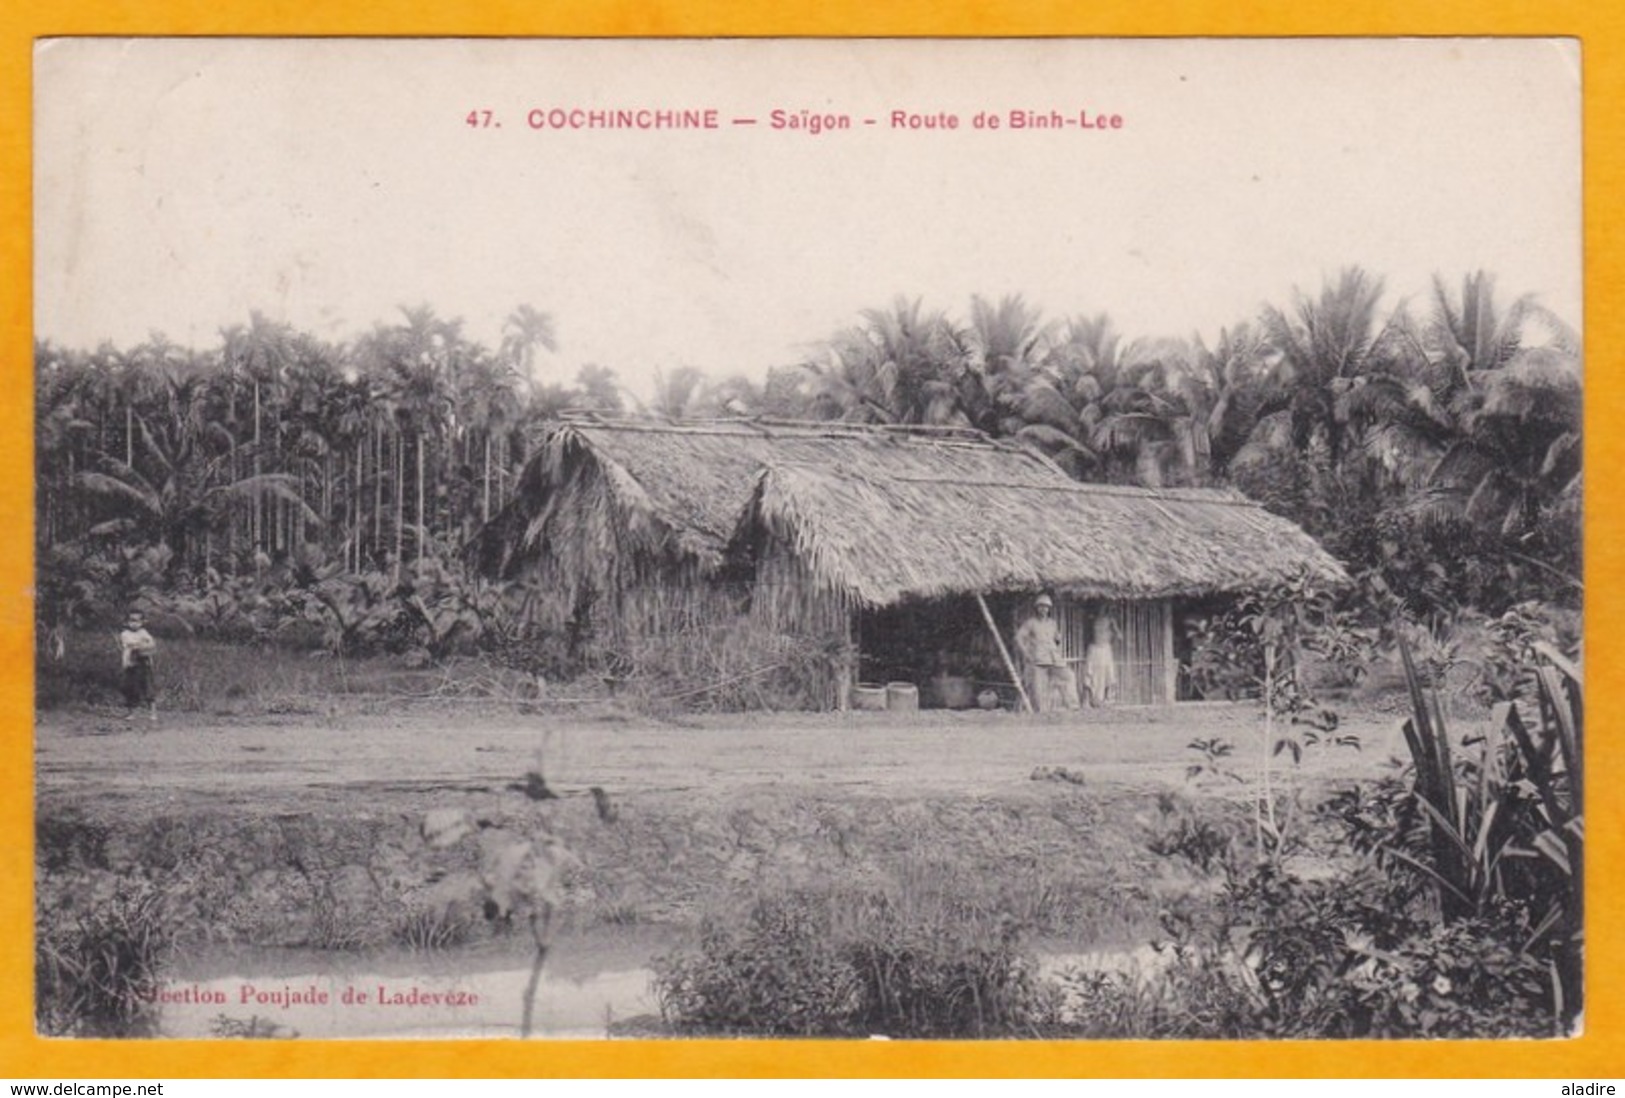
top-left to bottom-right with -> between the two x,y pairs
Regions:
474,416 -> 1346,606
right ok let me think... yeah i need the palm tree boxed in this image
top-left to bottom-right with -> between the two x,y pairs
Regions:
1426,271 -> 1534,377
389,306 -> 460,574
1041,313 -> 1166,483
959,293 -> 1061,437
1329,270 -> 1558,499
645,365 -> 712,421
1174,323 -> 1281,482
74,392 -> 318,575
808,297 -> 966,425
222,312 -> 304,561
1424,345 -> 1581,539
35,342 -> 95,549
1258,266 -> 1395,466
502,304 -> 559,390
459,351 -> 524,526
118,335 -> 183,468
329,373 -> 378,571
1081,336 -> 1202,487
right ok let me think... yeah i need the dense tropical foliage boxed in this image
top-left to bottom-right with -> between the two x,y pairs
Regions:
36,267 -> 1580,648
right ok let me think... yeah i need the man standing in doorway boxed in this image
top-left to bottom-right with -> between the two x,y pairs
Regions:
1014,593 -> 1079,712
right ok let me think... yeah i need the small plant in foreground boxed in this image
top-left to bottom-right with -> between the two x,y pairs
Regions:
1147,791 -> 1237,875
36,873 -> 172,1037
393,904 -> 475,951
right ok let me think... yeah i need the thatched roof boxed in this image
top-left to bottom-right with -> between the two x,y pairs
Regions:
475,416 -> 1346,604
737,461 -> 1347,607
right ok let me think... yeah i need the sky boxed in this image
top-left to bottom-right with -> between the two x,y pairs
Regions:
34,38 -> 1582,398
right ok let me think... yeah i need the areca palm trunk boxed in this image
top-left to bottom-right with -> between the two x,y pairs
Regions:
373,423 -> 384,565
394,428 -> 405,583
416,430 -> 426,575
252,381 -> 262,564
354,436 -> 364,572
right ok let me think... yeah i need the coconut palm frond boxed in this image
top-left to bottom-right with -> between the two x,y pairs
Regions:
1478,356 -> 1581,426
75,469 -> 161,514
206,474 -> 325,526
1013,423 -> 1096,461
1428,439 -> 1498,488
1016,380 -> 1080,430
1333,373 -> 1413,426
1090,412 -> 1172,453
1540,432 -> 1582,480
1460,469 -> 1515,529
1526,304 -> 1581,357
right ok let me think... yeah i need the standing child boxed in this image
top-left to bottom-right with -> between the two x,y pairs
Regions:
118,610 -> 157,722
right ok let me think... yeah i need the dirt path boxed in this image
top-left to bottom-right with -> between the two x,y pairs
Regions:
36,700 -> 1404,811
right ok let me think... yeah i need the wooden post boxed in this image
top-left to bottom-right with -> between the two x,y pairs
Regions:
839,609 -> 855,712
976,593 -> 1033,713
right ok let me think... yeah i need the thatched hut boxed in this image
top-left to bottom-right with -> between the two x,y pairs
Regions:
475,417 -> 1346,708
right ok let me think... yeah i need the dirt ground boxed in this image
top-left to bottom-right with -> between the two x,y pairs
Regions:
36,699 -> 1405,813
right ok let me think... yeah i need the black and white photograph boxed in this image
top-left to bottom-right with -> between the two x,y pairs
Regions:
32,38 -> 1582,1042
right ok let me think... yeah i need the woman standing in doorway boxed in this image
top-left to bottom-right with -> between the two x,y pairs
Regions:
1083,615 -> 1117,707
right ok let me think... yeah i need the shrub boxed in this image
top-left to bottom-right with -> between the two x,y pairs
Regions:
1385,628 -> 1582,1027
653,886 -> 1055,1038
1049,860 -> 1555,1039
841,891 -> 1050,1038
36,873 -> 173,1037
1146,791 -> 1239,874
654,892 -> 857,1036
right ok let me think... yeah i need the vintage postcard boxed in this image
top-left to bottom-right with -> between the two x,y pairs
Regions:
29,35 -> 1587,1063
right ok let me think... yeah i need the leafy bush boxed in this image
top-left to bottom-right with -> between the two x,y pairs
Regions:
1383,628 -> 1582,1026
840,889 -> 1050,1039
1051,860 -> 1555,1039
1146,791 -> 1240,874
36,872 -> 173,1037
654,892 -> 858,1036
1183,569 -> 1364,710
1107,625 -> 1583,1039
653,886 -> 1055,1038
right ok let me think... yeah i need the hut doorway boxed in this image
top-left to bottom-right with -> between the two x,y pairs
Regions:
852,594 -> 1029,709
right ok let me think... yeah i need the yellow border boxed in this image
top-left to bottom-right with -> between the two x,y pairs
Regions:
4,1 -> 1620,1080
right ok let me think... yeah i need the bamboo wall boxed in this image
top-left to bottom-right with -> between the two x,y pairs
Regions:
1059,597 -> 1175,706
